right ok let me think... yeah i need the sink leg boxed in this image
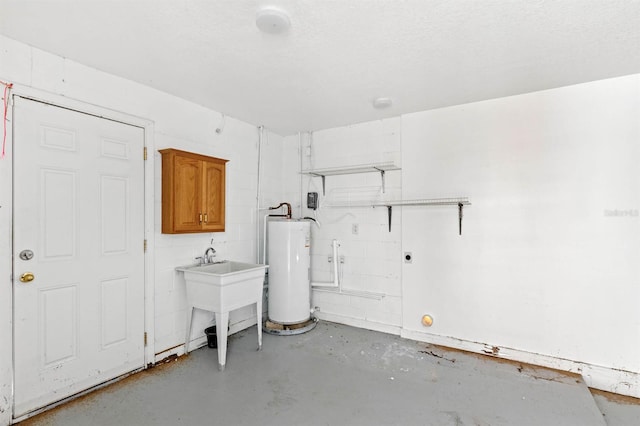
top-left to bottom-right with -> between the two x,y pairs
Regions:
184,305 -> 194,354
256,299 -> 263,351
214,311 -> 229,371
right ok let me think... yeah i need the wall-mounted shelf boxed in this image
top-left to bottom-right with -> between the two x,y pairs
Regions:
328,197 -> 471,234
372,197 -> 470,208
301,162 -> 401,195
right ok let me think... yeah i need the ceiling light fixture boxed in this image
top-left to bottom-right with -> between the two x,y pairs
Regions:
256,6 -> 291,34
373,97 -> 393,109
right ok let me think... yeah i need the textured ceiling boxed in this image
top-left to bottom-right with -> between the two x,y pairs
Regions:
1,0 -> 639,135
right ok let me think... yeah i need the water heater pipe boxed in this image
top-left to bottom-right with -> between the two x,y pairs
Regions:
269,202 -> 292,219
311,239 -> 339,288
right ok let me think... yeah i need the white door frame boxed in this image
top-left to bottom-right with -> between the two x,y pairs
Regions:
0,84 -> 156,424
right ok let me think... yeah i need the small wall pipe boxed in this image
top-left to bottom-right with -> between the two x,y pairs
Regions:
263,213 -> 269,265
269,202 -> 292,219
255,126 -> 264,264
311,239 -> 339,288
309,240 -> 385,300
299,132 -> 304,219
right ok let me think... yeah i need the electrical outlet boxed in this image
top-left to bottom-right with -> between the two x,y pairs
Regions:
339,255 -> 345,264
352,223 -> 359,235
328,255 -> 333,263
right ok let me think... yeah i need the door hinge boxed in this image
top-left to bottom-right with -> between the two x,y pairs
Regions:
144,332 -> 148,346
144,239 -> 147,252
143,146 -> 147,160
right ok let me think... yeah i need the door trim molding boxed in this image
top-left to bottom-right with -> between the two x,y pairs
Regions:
1,84 -> 156,423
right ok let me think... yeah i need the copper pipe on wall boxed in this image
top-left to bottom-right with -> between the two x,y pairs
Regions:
269,202 -> 292,219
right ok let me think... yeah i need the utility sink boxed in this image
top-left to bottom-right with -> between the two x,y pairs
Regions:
177,261 -> 268,285
176,260 -> 268,371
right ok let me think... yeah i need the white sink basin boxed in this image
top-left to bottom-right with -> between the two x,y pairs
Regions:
177,261 -> 268,286
176,260 -> 268,371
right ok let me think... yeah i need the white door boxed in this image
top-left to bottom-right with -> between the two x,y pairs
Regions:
13,97 -> 145,418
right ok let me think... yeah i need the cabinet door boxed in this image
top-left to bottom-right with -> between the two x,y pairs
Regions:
173,155 -> 204,232
201,160 -> 225,232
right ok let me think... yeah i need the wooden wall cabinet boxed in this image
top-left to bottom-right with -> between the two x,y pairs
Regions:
160,148 -> 229,234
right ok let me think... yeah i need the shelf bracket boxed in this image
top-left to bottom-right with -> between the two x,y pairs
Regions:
458,203 -> 463,236
374,167 -> 386,193
387,205 -> 392,232
308,173 -> 327,195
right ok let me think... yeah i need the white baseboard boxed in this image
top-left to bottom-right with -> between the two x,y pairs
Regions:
314,311 -> 402,336
229,315 -> 259,335
154,313 -> 639,399
401,329 -> 640,399
154,316 -> 260,364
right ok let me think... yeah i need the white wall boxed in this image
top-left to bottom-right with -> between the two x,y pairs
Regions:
256,129 -> 298,265
291,119 -> 403,333
1,34 -> 639,424
401,74 -> 640,396
279,74 -> 640,397
153,123 -> 284,353
0,35 -> 285,423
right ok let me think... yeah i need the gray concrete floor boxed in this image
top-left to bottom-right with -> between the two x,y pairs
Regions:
21,321 -> 640,426
591,391 -> 640,426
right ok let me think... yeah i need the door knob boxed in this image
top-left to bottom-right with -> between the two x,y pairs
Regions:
20,272 -> 35,283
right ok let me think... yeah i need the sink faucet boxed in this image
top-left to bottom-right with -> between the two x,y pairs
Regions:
204,247 -> 216,264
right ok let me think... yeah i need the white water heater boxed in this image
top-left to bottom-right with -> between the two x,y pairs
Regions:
267,219 -> 311,324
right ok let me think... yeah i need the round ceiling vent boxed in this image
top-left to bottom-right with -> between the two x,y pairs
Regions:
256,7 -> 291,34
